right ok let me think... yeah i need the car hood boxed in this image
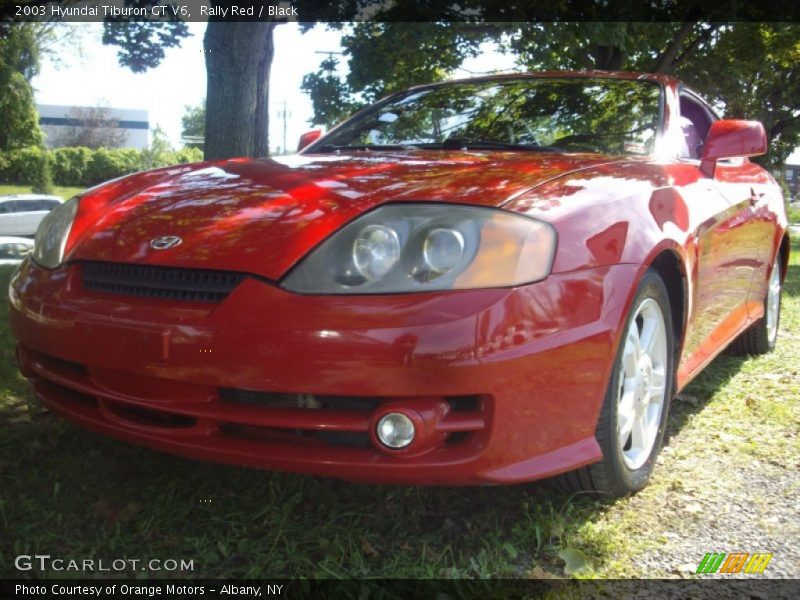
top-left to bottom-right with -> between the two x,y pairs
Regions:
68,151 -> 624,281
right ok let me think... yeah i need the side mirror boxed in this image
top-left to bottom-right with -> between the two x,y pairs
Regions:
297,129 -> 323,153
700,119 -> 767,177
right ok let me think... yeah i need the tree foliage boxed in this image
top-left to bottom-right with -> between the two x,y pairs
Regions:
181,101 -> 205,149
304,22 -> 800,168
676,24 -> 800,169
301,23 -> 485,129
0,23 -> 44,151
511,23 -> 721,73
140,125 -> 174,169
102,19 -> 190,73
345,23 -> 483,99
301,56 -> 362,128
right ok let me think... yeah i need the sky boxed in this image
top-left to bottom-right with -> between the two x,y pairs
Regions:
32,23 -> 518,153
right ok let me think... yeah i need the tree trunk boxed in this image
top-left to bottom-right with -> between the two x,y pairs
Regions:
253,24 -> 275,157
671,24 -> 720,70
203,20 -> 276,160
592,45 -> 627,70
653,22 -> 696,73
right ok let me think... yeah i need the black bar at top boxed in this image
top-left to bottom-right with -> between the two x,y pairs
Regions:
2,0 -> 800,23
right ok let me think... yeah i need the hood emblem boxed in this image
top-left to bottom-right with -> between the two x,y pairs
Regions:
150,236 -> 183,250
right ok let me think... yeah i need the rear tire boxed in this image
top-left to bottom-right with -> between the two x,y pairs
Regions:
727,254 -> 782,356
552,270 -> 675,498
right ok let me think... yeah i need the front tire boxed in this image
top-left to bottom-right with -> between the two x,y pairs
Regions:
553,270 -> 675,498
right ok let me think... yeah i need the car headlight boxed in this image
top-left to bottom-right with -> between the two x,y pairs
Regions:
281,204 -> 556,294
32,196 -> 79,269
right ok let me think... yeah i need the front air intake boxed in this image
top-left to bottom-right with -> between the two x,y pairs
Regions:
80,261 -> 244,303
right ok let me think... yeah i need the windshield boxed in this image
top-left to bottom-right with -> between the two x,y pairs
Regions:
314,78 -> 662,156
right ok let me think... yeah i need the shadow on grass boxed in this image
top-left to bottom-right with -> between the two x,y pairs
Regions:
667,234 -> 798,438
0,405 -> 604,578
666,355 -> 746,442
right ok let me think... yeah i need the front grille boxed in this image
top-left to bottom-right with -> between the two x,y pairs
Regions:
218,388 -> 381,412
81,261 -> 244,303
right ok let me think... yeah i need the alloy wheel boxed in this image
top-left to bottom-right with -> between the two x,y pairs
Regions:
616,297 -> 669,470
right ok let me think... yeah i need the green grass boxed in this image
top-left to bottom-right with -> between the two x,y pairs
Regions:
0,238 -> 797,579
0,183 -> 85,200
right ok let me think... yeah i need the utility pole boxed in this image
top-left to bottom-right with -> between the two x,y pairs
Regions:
276,101 -> 291,155
315,50 -> 344,71
282,100 -> 288,155
273,52 -> 340,154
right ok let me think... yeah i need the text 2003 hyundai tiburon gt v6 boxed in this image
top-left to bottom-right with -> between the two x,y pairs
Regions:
9,72 -> 789,496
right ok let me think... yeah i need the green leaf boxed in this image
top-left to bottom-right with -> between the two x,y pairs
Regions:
503,543 -> 518,559
558,547 -> 591,575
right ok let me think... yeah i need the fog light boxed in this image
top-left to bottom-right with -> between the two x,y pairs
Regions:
376,412 -> 415,449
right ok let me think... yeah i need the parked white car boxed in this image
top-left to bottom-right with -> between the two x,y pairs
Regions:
0,195 -> 63,237
0,236 -> 34,265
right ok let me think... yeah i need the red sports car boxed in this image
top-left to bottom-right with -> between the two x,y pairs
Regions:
9,72 -> 788,496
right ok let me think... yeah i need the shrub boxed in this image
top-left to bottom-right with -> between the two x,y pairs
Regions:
1,145 -> 207,188
84,148 -> 142,185
0,146 -> 52,193
31,150 -> 54,194
170,147 -> 204,165
0,146 -> 46,185
50,147 -> 93,186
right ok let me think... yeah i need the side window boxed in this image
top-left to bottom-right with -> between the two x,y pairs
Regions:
678,93 -> 715,159
10,201 -> 36,213
0,202 -> 10,214
41,200 -> 60,211
13,200 -> 48,212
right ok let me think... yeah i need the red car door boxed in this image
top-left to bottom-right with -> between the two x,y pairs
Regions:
713,160 -> 777,320
674,92 -> 766,380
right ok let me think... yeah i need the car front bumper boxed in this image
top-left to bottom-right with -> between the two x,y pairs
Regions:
8,259 -> 638,484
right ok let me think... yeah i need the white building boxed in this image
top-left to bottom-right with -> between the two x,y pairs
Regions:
37,104 -> 150,149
